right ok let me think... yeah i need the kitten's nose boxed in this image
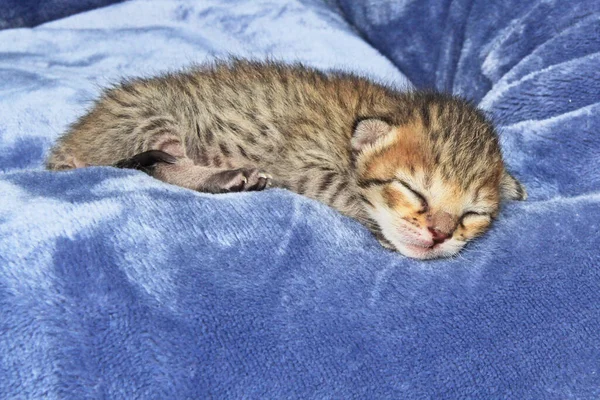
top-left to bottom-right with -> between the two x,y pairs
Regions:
428,227 -> 451,244
427,211 -> 457,245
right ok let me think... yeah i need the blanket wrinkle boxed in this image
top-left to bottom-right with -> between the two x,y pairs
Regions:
480,53 -> 600,118
501,102 -> 599,131
1,0 -> 600,398
496,15 -> 600,85
274,196 -> 302,257
477,1 -> 587,80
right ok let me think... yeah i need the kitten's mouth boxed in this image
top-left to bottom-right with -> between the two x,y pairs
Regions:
393,238 -> 461,260
395,238 -> 466,259
377,226 -> 445,259
400,243 -> 439,259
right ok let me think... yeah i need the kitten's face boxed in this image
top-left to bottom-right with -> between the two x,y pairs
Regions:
352,98 -> 526,259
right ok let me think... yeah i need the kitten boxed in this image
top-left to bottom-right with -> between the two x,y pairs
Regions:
46,59 -> 526,259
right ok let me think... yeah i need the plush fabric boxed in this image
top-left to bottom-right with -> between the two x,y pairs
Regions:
0,0 -> 125,30
336,0 -> 600,201
1,0 -> 599,398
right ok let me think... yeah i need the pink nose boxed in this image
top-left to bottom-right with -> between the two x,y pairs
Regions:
428,227 -> 451,244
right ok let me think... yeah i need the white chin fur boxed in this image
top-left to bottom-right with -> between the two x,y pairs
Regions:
392,239 -> 465,260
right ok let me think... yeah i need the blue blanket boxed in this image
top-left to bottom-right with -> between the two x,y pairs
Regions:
0,0 -> 124,29
1,0 -> 599,398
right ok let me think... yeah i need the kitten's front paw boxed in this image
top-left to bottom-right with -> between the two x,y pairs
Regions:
207,168 -> 272,193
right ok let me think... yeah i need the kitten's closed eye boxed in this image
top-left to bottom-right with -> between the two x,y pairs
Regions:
460,211 -> 488,222
360,178 -> 429,213
395,180 -> 428,213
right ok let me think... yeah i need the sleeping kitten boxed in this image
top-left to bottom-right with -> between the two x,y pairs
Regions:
46,59 -> 526,259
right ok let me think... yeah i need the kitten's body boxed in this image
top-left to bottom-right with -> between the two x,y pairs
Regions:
47,60 -> 526,259
48,61 -> 392,219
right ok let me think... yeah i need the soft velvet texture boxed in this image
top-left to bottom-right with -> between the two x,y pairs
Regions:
0,0 -> 125,29
1,0 -> 599,398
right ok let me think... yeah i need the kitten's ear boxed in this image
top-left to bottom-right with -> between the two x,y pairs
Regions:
500,171 -> 527,201
351,118 -> 392,153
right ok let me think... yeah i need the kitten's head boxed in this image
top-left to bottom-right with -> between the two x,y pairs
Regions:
352,94 -> 526,259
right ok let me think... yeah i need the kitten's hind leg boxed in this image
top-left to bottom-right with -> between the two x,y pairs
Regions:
153,159 -> 272,193
114,150 -> 272,193
46,147 -> 89,170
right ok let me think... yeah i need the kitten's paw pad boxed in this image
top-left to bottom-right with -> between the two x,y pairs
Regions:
208,168 -> 272,193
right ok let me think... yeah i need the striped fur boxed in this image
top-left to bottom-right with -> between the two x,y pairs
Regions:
46,59 -> 525,258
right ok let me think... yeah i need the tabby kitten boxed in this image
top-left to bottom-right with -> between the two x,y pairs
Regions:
46,59 -> 526,259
